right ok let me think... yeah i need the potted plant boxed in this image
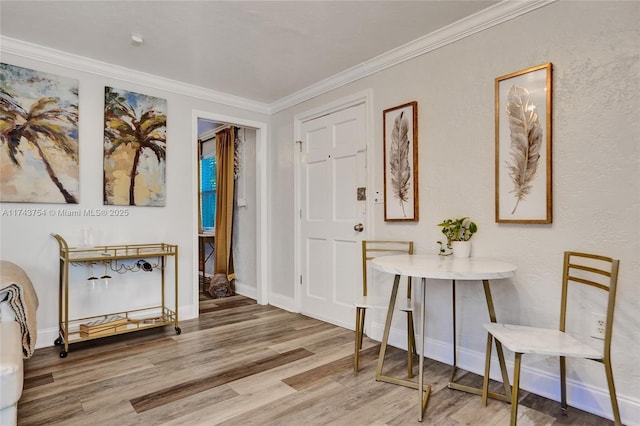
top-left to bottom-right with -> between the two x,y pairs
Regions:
437,217 -> 477,257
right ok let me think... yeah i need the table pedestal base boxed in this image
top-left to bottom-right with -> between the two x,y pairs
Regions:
375,276 -> 514,422
447,279 -> 512,402
371,255 -> 517,421
376,276 -> 431,421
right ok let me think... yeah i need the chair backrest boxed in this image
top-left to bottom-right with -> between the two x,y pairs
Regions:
560,251 -> 620,357
361,240 -> 414,297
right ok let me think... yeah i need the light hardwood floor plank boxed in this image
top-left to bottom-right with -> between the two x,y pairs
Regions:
130,347 -> 313,413
19,295 -> 615,426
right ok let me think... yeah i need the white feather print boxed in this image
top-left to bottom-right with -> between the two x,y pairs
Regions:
505,85 -> 543,214
389,111 -> 411,217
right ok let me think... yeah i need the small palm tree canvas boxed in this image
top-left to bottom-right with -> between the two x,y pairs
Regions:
0,63 -> 79,203
103,87 -> 167,206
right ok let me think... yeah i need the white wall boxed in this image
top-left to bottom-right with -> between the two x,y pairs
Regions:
269,1 -> 639,423
233,128 -> 258,297
0,49 -> 269,347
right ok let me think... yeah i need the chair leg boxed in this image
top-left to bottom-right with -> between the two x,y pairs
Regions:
354,307 -> 365,373
359,308 -> 366,348
510,353 -> 522,426
560,355 -> 567,413
482,333 -> 493,406
406,311 -> 416,378
408,311 -> 418,355
603,358 -> 622,426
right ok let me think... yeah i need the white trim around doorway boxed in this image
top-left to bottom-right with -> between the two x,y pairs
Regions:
192,110 -> 269,313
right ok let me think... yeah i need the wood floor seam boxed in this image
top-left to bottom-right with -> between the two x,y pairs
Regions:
129,347 -> 314,413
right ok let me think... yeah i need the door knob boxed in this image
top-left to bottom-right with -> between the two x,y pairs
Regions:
353,223 -> 364,232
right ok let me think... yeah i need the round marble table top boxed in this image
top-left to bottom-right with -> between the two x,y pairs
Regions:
371,254 -> 516,280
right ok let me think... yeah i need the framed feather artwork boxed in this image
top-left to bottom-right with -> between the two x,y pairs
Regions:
495,63 -> 552,223
383,101 -> 418,222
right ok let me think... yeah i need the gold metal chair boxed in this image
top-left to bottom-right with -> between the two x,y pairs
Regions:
354,240 -> 416,376
482,251 -> 621,425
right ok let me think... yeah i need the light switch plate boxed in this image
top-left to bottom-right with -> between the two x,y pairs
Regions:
357,187 -> 366,201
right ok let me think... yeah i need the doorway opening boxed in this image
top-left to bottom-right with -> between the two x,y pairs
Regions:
192,111 -> 269,315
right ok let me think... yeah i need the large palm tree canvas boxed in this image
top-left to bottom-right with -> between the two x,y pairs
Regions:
0,63 -> 79,203
104,87 -> 167,206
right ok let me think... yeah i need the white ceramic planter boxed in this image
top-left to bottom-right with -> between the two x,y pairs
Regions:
451,241 -> 471,258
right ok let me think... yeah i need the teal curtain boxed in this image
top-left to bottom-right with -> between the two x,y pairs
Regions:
200,157 -> 216,229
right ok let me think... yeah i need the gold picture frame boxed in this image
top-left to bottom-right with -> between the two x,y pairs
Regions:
495,63 -> 552,223
383,101 -> 418,222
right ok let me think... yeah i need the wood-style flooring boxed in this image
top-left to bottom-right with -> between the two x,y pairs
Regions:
19,294 -> 614,425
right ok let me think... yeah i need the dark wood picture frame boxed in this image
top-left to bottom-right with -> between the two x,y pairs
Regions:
383,101 -> 419,222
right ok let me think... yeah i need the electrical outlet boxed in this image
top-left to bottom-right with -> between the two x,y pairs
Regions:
590,312 -> 606,340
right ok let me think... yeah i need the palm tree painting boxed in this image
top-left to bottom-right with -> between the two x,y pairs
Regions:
0,63 -> 79,203
103,87 -> 167,206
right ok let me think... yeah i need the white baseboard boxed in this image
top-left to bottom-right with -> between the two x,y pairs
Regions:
268,292 -> 296,312
368,321 -> 639,426
234,280 -> 257,300
36,326 -> 61,350
36,301 -> 197,350
35,286 -> 260,350
179,302 -> 198,321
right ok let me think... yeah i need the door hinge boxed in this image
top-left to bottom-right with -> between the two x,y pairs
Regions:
299,275 -> 303,285
299,209 -> 302,219
296,140 -> 302,152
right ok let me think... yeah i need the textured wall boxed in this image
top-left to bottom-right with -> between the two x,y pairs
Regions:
269,0 -> 639,421
0,50 -> 269,342
233,128 -> 258,296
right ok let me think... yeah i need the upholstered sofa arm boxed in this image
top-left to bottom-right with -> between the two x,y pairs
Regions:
0,321 -> 24,426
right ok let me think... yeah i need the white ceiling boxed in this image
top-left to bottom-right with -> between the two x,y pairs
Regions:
1,1 -> 501,106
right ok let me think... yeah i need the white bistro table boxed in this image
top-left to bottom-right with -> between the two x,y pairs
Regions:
371,254 -> 517,421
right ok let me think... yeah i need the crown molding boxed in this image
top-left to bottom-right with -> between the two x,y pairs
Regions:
1,0 -> 556,116
0,36 -> 271,115
268,0 -> 557,114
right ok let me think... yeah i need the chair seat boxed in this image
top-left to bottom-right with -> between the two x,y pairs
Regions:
484,323 -> 603,359
355,295 -> 413,311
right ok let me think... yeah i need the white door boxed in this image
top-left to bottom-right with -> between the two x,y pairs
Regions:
298,103 -> 368,329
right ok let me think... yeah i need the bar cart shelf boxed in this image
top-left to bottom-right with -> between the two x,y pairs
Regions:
51,234 -> 180,358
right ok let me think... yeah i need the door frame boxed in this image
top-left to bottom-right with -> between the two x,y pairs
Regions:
293,89 -> 374,313
192,110 -> 269,310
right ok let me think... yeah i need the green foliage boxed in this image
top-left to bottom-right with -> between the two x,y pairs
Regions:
437,217 -> 478,248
